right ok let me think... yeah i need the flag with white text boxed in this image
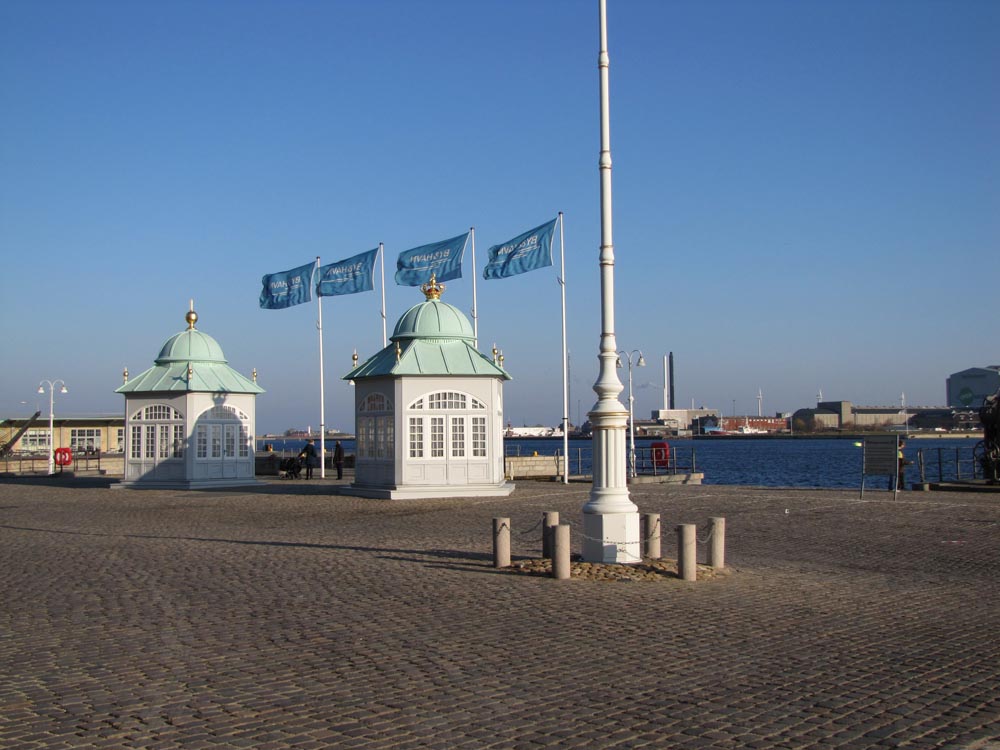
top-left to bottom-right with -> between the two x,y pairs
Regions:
394,232 -> 468,286
482,218 -> 556,280
259,262 -> 314,309
316,248 -> 378,297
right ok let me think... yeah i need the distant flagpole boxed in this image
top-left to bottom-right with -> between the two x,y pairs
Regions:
559,212 -> 569,484
379,242 -> 387,347
470,227 -> 478,348
314,256 -> 326,478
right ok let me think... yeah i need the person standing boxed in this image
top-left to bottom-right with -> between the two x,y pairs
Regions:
897,438 -> 912,491
300,439 -> 318,479
333,440 -> 344,480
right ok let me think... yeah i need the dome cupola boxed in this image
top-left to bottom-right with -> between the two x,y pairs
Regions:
391,276 -> 475,343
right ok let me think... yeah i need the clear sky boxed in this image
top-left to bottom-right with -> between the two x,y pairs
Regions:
2,0 -> 998,434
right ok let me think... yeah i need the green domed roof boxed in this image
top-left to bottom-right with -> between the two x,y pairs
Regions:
346,282 -> 509,381
116,307 -> 263,395
156,329 -> 227,363
392,299 -> 475,342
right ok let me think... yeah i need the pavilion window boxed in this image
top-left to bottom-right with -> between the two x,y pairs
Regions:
131,425 -> 143,459
196,425 -> 208,458
451,417 -> 466,458
430,417 -> 445,458
409,418 -> 424,458
472,417 -> 487,457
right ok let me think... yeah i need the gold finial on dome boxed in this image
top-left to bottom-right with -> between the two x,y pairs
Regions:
186,298 -> 198,330
252,368 -> 257,383
122,367 -> 129,384
421,274 -> 445,300
352,349 -> 359,368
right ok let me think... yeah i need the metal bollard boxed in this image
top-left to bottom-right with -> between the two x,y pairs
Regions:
493,517 -> 511,568
643,513 -> 661,560
676,524 -> 696,581
552,524 -> 571,580
542,511 -> 559,559
708,517 -> 725,570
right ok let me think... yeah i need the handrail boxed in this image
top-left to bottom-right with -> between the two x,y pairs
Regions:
916,444 -> 982,483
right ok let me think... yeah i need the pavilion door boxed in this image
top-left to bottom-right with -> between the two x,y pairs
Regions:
221,424 -> 239,478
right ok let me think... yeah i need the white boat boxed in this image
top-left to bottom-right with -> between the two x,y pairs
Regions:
735,418 -> 766,435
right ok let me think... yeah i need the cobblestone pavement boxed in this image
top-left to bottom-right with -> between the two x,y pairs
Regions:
1,478 -> 998,749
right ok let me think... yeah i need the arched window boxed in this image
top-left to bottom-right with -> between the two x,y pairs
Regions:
194,404 -> 251,460
129,403 -> 185,460
410,393 -> 486,410
408,390 -> 488,459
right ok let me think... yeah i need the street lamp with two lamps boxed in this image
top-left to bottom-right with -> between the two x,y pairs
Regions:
37,379 -> 67,475
616,350 -> 645,477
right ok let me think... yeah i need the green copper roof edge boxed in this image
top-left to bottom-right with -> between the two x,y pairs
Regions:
344,340 -> 509,381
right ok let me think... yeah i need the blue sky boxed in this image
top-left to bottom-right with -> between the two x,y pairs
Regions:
2,0 -> 997,434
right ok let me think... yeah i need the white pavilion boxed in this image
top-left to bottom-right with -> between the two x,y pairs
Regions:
116,306 -> 264,489
343,277 -> 513,499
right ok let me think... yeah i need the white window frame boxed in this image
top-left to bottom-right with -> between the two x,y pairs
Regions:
129,404 -> 185,461
407,391 -> 489,461
23,429 -> 51,452
408,417 -> 424,458
70,428 -> 102,452
472,416 -> 487,457
193,404 -> 251,462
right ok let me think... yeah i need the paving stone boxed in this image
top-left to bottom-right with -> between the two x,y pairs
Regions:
1,480 -> 999,749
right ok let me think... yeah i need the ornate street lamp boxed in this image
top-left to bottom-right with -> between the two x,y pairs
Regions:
617,350 -> 646,477
37,379 -> 67,475
582,0 -> 641,564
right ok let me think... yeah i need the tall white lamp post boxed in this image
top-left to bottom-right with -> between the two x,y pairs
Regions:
617,350 -> 645,478
582,0 -> 641,564
37,379 -> 67,475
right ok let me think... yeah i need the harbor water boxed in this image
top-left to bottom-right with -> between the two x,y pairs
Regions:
257,436 -> 984,489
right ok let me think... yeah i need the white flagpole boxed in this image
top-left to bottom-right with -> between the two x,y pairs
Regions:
559,212 -> 569,484
470,227 -> 478,348
314,256 -> 326,478
379,242 -> 387,347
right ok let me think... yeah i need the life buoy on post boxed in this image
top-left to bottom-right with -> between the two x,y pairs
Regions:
54,447 -> 73,466
651,441 -> 670,469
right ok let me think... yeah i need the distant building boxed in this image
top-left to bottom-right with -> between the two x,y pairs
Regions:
649,408 -> 720,434
505,425 -> 564,438
792,400 -> 954,432
947,367 -> 1000,409
1,415 -> 124,455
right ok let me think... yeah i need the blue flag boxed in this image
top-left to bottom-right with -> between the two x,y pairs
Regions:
482,218 -> 557,280
394,232 -> 468,286
316,248 -> 378,297
259,262 -> 314,309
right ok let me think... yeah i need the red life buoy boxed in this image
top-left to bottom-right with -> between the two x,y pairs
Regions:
54,447 -> 73,466
651,441 -> 670,468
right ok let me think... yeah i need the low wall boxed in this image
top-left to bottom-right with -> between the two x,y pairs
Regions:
1,454 -> 126,477
505,455 -> 565,480
629,472 -> 704,485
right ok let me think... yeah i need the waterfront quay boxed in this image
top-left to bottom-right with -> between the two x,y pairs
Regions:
1,479 -> 998,749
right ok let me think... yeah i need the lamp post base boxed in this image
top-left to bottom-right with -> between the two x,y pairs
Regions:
582,510 -> 641,564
